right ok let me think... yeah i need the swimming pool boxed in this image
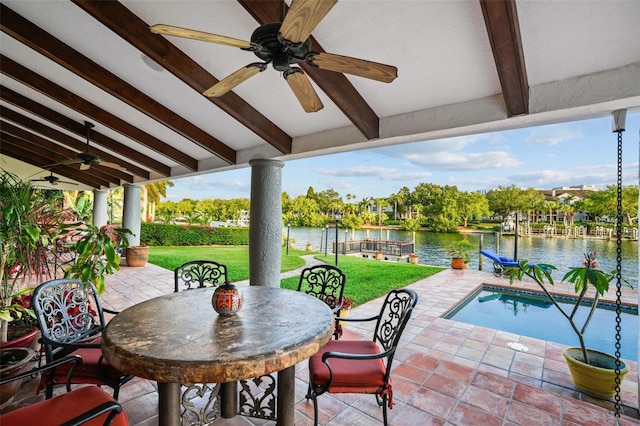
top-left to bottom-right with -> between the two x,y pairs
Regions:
443,286 -> 638,361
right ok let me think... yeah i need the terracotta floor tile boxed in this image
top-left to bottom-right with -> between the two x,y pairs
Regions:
561,397 -> 620,426
506,400 -> 561,425
449,402 -> 504,426
461,385 -> 510,417
512,383 -> 562,416
408,387 -> 457,419
424,372 -> 468,399
388,403 -> 445,426
435,360 -> 476,383
472,371 -> 516,398
392,362 -> 432,385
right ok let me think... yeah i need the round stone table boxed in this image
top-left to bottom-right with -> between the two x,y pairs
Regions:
102,286 -> 334,426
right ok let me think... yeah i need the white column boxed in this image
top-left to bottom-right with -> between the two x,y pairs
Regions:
249,159 -> 284,287
92,189 -> 108,228
122,184 -> 142,247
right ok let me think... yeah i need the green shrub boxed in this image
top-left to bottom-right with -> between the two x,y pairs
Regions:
141,223 -> 249,246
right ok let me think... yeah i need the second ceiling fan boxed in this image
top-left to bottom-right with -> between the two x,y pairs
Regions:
150,0 -> 397,112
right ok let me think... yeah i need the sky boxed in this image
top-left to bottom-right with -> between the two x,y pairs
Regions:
165,112 -> 640,202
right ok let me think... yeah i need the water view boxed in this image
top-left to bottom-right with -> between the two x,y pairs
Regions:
286,227 -> 639,285
444,287 -> 638,361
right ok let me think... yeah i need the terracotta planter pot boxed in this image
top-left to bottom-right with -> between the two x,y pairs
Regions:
126,245 -> 149,267
563,347 -> 629,399
409,255 -> 419,264
451,257 -> 468,269
374,252 -> 383,260
0,326 -> 39,350
0,347 -> 35,405
338,308 -> 351,326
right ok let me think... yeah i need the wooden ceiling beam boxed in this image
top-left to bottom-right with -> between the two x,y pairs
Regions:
0,86 -> 164,178
1,134 -> 112,188
480,0 -> 529,116
0,3 -> 236,165
0,122 -> 129,185
0,55 -> 197,171
0,103 -> 148,181
238,0 -> 381,139
73,0 -> 292,155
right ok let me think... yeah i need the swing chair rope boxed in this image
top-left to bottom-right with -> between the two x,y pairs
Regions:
613,128 -> 623,418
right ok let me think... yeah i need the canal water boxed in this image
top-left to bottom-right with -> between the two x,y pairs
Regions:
286,227 -> 639,287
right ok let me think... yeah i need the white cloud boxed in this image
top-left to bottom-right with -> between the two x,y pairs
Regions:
524,124 -> 584,146
315,166 -> 397,177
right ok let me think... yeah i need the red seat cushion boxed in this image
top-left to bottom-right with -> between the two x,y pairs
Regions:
0,385 -> 128,426
42,347 -> 127,390
309,339 -> 387,393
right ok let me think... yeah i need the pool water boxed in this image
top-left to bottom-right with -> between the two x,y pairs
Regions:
444,287 -> 638,361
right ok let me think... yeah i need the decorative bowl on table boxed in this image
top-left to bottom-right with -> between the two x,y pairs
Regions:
212,283 -> 242,315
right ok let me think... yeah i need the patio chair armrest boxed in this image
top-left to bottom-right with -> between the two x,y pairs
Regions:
333,314 -> 378,323
0,355 -> 83,392
322,349 -> 388,363
102,307 -> 119,316
60,400 -> 123,426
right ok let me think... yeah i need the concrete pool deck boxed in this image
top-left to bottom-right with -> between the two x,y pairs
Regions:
3,260 -> 638,425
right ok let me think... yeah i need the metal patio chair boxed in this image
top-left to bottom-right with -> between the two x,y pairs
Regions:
32,279 -> 133,400
306,288 -> 419,426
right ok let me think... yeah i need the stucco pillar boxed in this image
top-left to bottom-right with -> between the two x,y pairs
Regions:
249,159 -> 284,287
122,184 -> 142,246
92,189 -> 108,228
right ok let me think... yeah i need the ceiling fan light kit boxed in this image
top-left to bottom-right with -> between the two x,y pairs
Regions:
149,0 -> 397,112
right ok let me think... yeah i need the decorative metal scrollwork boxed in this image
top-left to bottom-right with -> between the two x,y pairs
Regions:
376,290 -> 414,351
238,374 -> 277,421
180,383 -> 221,426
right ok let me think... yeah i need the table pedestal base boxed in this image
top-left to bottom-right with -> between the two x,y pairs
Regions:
221,382 -> 237,418
158,382 -> 181,426
277,367 -> 295,426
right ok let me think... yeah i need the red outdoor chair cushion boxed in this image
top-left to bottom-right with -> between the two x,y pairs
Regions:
309,339 -> 387,393
0,385 -> 128,425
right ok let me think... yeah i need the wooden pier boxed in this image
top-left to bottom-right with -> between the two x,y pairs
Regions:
332,239 -> 415,262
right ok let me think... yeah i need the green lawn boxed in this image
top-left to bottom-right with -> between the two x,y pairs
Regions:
148,246 -> 444,307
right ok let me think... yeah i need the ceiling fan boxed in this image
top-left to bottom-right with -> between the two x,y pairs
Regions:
31,171 -> 78,186
150,0 -> 397,112
44,121 -> 126,171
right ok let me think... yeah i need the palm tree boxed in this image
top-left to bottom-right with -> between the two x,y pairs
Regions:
374,198 -> 389,226
141,180 -> 174,222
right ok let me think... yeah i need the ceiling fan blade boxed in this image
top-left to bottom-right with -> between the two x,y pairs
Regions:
203,64 -> 266,97
97,161 -> 127,171
42,158 -> 82,169
150,24 -> 258,50
307,52 -> 398,83
284,69 -> 323,113
280,0 -> 337,44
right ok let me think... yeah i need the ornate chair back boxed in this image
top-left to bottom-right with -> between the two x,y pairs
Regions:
33,279 -> 105,360
296,264 -> 346,310
32,278 -> 133,399
174,260 -> 229,292
306,288 -> 418,426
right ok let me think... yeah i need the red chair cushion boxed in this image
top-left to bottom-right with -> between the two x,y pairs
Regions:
309,340 -> 387,393
42,347 -> 126,390
0,385 -> 128,426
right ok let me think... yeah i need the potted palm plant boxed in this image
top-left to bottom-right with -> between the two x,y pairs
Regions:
507,252 -> 630,399
447,240 -> 474,269
0,170 -> 60,344
61,223 -> 131,294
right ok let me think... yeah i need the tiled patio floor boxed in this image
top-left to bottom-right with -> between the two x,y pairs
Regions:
3,259 -> 639,425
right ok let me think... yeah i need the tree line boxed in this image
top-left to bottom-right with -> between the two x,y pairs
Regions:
154,184 -> 638,233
